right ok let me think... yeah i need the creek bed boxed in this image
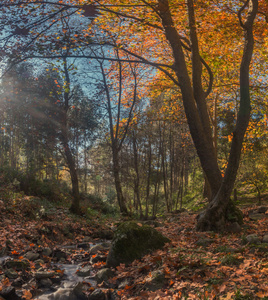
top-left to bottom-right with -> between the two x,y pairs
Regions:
36,262 -> 97,300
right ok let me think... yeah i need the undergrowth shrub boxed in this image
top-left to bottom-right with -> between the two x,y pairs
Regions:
82,193 -> 119,216
0,166 -> 71,202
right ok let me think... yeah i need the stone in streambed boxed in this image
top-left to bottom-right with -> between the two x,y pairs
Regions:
39,278 -> 53,288
77,266 -> 91,277
42,247 -> 53,257
88,289 -> 106,300
89,244 -> 105,255
5,259 -> 29,270
5,268 -> 19,279
35,271 -> 55,279
0,286 -> 20,300
24,251 -> 40,261
95,268 -> 115,284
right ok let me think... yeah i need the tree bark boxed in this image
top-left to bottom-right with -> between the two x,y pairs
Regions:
62,56 -> 81,214
158,0 -> 223,199
157,0 -> 258,231
112,148 -> 129,215
132,134 -> 143,218
63,135 -> 80,214
196,0 -> 258,231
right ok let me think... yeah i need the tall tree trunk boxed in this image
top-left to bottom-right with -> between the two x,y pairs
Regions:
158,0 -> 223,200
203,94 -> 219,201
158,0 -> 258,231
84,139 -> 88,193
62,56 -> 81,214
63,135 -> 80,214
145,137 -> 152,218
196,0 -> 258,231
203,174 -> 212,201
112,148 -> 128,215
132,135 -> 143,218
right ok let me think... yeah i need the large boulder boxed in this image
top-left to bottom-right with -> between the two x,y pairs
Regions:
106,221 -> 170,267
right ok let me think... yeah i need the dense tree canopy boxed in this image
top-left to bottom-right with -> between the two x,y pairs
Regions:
0,0 -> 267,230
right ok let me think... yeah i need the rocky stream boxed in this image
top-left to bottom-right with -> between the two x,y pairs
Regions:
0,240 -> 117,300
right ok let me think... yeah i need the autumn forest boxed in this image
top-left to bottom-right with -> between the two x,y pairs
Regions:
0,1 -> 267,299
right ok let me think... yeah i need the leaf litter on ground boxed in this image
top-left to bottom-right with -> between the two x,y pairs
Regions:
0,201 -> 267,299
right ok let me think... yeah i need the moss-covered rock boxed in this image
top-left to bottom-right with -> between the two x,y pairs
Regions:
5,260 -> 30,271
106,221 -> 170,267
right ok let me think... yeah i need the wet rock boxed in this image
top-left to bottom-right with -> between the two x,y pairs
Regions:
89,244 -> 105,255
53,249 -> 67,261
245,234 -> 261,244
95,268 -> 115,284
91,255 -> 106,264
5,268 -> 19,279
88,288 -> 106,300
24,251 -> 40,261
106,221 -> 170,267
5,259 -> 29,270
0,286 -> 20,300
35,271 -> 55,279
51,275 -> 63,284
39,278 -> 53,288
77,266 -> 91,277
35,259 -> 45,268
42,247 -> 53,257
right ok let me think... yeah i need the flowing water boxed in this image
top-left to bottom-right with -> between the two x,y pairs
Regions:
35,262 -> 96,300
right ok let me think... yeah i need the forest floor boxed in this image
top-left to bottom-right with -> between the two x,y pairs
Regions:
0,195 -> 268,300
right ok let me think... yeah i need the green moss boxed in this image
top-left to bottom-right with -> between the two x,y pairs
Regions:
106,221 -> 170,267
226,200 -> 243,225
5,260 -> 30,270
